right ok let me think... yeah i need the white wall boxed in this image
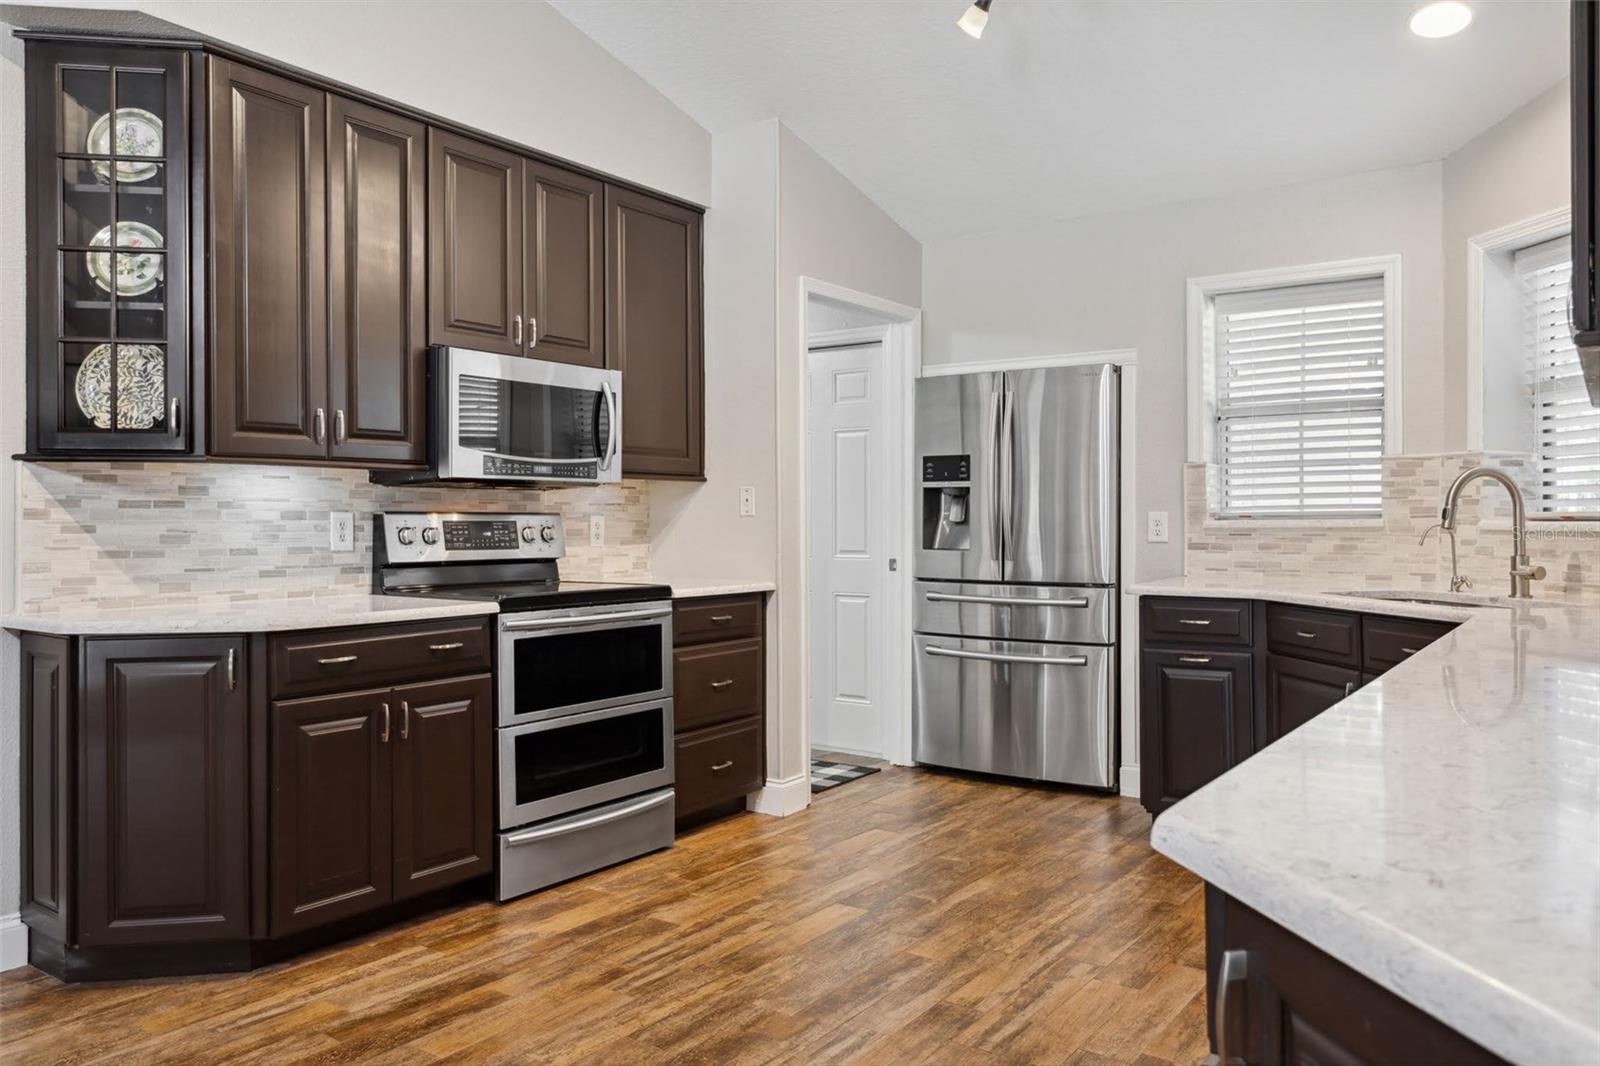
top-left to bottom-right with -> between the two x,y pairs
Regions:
1442,80 -> 1571,450
921,162 -> 1446,582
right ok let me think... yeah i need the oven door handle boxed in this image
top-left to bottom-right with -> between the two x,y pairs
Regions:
502,606 -> 672,631
504,790 -> 674,846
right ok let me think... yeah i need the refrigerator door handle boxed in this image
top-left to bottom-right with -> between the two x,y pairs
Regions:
925,591 -> 1091,609
923,644 -> 1089,668
1001,376 -> 1015,566
989,380 -> 1004,562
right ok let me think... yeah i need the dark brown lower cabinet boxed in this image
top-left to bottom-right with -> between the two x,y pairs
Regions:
1140,650 -> 1253,813
19,635 -> 72,946
672,593 -> 767,830
392,675 -> 494,900
1207,887 -> 1507,1064
1264,654 -> 1361,746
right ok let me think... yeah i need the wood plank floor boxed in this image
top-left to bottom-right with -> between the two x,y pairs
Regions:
0,767 -> 1208,1065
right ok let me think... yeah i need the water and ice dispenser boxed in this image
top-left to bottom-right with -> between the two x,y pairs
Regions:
921,453 -> 971,551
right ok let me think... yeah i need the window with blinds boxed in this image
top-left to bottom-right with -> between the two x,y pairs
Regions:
1212,276 -> 1387,517
1518,237 -> 1600,514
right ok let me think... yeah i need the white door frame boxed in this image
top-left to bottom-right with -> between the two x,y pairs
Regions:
800,278 -> 921,768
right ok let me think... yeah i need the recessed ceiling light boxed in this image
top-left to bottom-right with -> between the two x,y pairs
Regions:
957,0 -> 992,40
1409,1 -> 1473,39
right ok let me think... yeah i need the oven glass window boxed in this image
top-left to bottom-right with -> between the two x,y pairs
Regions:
510,624 -> 663,714
457,374 -> 606,460
514,706 -> 665,805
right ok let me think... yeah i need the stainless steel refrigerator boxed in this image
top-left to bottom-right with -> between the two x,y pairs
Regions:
913,363 -> 1119,789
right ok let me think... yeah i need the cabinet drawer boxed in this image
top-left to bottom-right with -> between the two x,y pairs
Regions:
674,638 -> 762,732
1143,597 -> 1252,646
674,595 -> 762,646
675,717 -> 763,818
1363,615 -> 1455,675
1266,604 -> 1359,667
270,618 -> 492,698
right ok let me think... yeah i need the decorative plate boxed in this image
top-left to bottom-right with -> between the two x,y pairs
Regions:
86,222 -> 164,297
73,343 -> 166,430
87,108 -> 163,183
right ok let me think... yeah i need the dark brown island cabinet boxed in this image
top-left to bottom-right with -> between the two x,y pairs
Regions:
17,617 -> 494,981
22,34 -> 705,479
1138,597 -> 1456,818
672,594 -> 768,830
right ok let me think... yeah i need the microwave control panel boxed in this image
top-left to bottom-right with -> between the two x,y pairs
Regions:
483,456 -> 597,480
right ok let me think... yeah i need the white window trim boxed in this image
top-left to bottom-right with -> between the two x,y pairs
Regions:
1185,255 -> 1402,523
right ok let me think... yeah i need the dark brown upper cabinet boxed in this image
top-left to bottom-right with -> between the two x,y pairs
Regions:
25,41 -> 194,455
524,160 -> 606,367
428,129 -> 523,357
208,57 -> 328,461
327,96 -> 427,465
79,637 -> 249,946
606,185 -> 705,478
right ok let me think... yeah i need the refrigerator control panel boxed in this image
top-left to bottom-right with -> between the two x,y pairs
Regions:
922,454 -> 970,483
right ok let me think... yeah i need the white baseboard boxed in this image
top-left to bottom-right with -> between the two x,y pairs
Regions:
746,774 -> 811,817
1119,763 -> 1141,800
0,913 -> 27,972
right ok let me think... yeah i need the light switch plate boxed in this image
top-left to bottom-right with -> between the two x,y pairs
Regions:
1147,511 -> 1169,544
589,514 -> 605,547
330,511 -> 355,552
739,485 -> 756,517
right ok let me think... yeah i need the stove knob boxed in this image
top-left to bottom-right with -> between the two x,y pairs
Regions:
520,526 -> 538,544
540,524 -> 557,544
395,526 -> 417,546
421,527 -> 441,545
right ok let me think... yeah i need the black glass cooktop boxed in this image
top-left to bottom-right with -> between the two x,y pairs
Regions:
386,579 -> 672,612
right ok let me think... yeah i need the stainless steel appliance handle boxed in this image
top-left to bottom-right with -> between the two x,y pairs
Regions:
925,591 -> 1090,609
1206,948 -> 1249,1066
504,790 -> 673,846
1001,377 -> 1015,562
502,606 -> 672,631
989,382 -> 1003,560
923,645 -> 1088,667
600,379 -> 619,470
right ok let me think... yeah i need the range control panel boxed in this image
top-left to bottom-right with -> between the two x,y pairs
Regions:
379,511 -> 564,564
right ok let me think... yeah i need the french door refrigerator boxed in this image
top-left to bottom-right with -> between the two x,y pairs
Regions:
913,363 -> 1119,789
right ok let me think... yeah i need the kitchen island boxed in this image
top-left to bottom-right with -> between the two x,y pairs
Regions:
1131,578 -> 1600,1065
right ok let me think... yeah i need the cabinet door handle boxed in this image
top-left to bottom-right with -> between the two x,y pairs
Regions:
334,409 -> 347,444
709,614 -> 734,624
710,679 -> 735,690
1295,630 -> 1317,640
226,648 -> 237,690
1400,646 -> 1420,655
528,315 -> 537,347
170,397 -> 182,439
1210,949 -> 1249,1066
429,642 -> 464,652
314,407 -> 326,444
1178,618 -> 1212,626
513,314 -> 523,346
1344,681 -> 1356,697
1178,656 -> 1212,665
710,760 -> 734,772
380,702 -> 391,744
317,654 -> 359,666
400,700 -> 410,741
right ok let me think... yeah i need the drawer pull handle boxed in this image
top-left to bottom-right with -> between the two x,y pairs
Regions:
1178,618 -> 1212,626
1295,631 -> 1317,640
710,679 -> 735,690
1178,656 -> 1212,665
1400,646 -> 1421,655
709,614 -> 734,624
429,642 -> 464,652
318,654 -> 359,666
710,760 -> 734,772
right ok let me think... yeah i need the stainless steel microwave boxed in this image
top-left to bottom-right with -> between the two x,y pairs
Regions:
389,347 -> 621,486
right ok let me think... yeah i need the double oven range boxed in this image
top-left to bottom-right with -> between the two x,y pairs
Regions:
375,512 -> 674,901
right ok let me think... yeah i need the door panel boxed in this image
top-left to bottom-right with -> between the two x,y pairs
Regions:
328,95 -> 426,464
208,58 -> 328,459
79,637 -> 248,945
21,634 -> 73,943
606,185 -> 703,477
808,343 -> 887,757
428,129 -> 522,356
913,373 -> 1003,582
392,675 -> 494,899
1264,654 -> 1361,746
1005,364 -> 1119,584
525,160 -> 605,367
270,689 -> 392,935
1139,649 -> 1253,813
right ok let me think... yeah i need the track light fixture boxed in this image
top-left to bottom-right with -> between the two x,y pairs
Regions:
957,0 -> 992,40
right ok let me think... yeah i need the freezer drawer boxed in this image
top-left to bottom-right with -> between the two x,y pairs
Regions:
914,581 -> 1114,644
913,634 -> 1115,789
496,788 -> 674,901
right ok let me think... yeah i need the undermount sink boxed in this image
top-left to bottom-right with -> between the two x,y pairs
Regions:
1333,589 -> 1512,609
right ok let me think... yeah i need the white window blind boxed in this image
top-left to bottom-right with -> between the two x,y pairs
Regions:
1212,276 -> 1386,517
1518,237 -> 1600,514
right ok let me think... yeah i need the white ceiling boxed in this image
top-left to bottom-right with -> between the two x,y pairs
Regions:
548,0 -> 1568,241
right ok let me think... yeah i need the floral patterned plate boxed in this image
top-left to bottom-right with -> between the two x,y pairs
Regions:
74,343 -> 166,430
86,108 -> 163,183
86,222 -> 164,297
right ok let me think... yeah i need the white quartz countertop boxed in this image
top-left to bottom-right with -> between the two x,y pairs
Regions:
1132,576 -> 1600,1065
660,579 -> 775,599
0,594 -> 500,635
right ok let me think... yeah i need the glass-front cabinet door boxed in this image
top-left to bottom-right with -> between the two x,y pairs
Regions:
27,41 -> 192,453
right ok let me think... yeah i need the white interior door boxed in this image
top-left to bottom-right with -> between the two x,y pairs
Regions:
807,342 -> 888,757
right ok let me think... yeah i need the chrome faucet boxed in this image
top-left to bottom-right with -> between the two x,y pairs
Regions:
1439,465 -> 1546,598
1418,523 -> 1472,593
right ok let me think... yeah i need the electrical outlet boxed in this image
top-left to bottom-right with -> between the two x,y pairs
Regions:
589,514 -> 605,547
739,485 -> 756,517
330,511 -> 355,552
1147,511 -> 1170,544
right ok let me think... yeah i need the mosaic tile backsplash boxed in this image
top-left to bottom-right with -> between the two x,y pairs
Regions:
17,462 -> 652,610
1185,451 -> 1600,599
